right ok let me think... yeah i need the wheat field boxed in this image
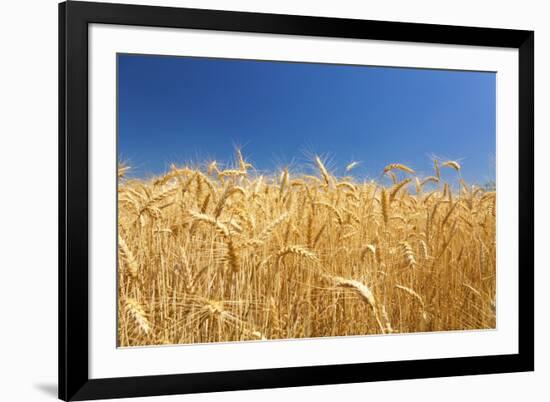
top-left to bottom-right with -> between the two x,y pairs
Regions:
117,151 -> 496,347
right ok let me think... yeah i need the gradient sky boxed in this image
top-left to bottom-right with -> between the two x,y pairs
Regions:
118,54 -> 496,185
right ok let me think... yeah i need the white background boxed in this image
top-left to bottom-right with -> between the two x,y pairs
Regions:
0,0 -> 545,401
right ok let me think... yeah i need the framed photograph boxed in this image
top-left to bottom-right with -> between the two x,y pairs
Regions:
59,1 -> 534,400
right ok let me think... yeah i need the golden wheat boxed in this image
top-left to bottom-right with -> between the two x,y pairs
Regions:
117,151 -> 496,346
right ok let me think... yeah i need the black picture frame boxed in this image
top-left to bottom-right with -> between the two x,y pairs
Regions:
59,1 -> 534,400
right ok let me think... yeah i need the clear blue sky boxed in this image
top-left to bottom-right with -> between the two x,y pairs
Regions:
118,54 -> 496,185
